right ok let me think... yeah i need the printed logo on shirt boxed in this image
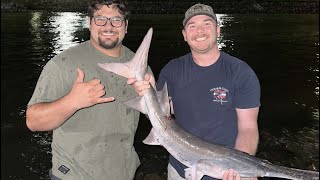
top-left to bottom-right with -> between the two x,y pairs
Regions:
210,87 -> 229,105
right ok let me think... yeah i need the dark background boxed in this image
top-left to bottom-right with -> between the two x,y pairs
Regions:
1,0 -> 319,14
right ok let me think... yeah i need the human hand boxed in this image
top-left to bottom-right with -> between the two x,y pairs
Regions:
127,73 -> 155,96
223,169 -> 257,180
68,68 -> 114,110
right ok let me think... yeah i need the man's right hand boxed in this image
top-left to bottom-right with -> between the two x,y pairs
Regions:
26,68 -> 115,131
68,68 -> 115,110
127,73 -> 155,96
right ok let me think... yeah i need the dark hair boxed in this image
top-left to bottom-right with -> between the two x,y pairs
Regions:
88,0 -> 130,20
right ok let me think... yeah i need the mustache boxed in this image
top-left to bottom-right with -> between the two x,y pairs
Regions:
99,30 -> 118,35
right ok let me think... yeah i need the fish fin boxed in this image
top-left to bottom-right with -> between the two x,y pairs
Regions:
142,128 -> 160,145
98,62 -> 135,78
127,28 -> 153,80
184,167 -> 194,180
186,160 -> 227,180
99,28 -> 153,80
124,96 -> 148,114
156,82 -> 170,115
185,166 -> 205,180
195,159 -> 225,179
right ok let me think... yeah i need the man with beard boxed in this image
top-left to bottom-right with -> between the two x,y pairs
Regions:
26,0 -> 147,179
129,3 -> 260,180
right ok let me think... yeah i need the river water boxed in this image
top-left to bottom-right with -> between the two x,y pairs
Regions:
1,12 -> 319,180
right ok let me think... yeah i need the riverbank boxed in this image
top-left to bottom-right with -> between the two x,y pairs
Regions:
1,0 -> 319,14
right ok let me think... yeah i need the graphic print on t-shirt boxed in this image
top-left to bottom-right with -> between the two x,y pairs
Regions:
210,87 -> 229,105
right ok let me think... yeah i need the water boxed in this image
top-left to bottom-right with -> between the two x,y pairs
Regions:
1,12 -> 319,179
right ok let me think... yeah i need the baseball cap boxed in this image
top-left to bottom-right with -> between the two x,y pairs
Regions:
183,3 -> 217,26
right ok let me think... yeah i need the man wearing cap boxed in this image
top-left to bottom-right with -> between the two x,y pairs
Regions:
129,3 -> 260,180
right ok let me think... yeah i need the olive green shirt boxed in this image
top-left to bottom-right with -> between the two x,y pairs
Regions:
28,41 -> 142,180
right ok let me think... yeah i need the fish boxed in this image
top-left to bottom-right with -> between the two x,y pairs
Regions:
98,28 -> 319,180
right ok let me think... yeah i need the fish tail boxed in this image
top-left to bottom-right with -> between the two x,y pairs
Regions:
264,163 -> 319,180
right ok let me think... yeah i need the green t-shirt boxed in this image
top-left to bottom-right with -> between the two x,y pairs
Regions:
28,41 -> 141,180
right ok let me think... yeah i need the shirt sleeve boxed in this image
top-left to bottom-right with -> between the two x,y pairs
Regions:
232,62 -> 261,109
27,60 -> 68,106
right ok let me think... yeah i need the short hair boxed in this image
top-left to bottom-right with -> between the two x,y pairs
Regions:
88,0 -> 130,20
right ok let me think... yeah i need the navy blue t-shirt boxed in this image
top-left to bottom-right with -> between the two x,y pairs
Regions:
156,51 -> 260,180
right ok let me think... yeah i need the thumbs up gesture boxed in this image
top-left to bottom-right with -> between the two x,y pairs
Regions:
68,68 -> 115,110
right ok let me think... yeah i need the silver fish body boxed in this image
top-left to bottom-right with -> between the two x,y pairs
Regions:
98,28 -> 319,180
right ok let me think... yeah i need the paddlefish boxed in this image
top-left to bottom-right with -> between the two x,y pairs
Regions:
98,28 -> 319,180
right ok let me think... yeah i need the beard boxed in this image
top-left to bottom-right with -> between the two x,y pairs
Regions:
98,36 -> 119,49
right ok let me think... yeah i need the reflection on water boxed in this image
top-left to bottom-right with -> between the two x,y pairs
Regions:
47,12 -> 88,54
30,12 -> 88,55
1,12 -> 319,179
216,14 -> 230,49
313,51 -> 319,97
30,12 -> 42,44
